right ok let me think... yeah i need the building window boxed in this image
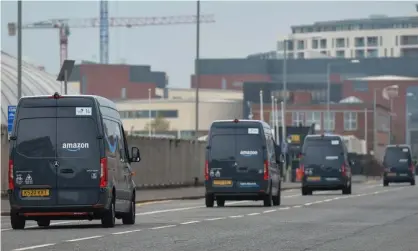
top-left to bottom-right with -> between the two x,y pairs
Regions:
335,38 -> 345,48
305,111 -> 321,129
292,112 -> 305,126
344,112 -> 357,131
320,39 -> 327,49
312,39 -> 319,49
323,112 -> 335,131
355,37 -> 365,47
367,49 -> 378,58
297,40 -> 305,50
352,80 -> 368,92
336,50 -> 345,58
400,35 -> 418,46
355,49 -> 365,58
287,41 -> 294,51
367,36 -> 378,47
297,52 -> 305,59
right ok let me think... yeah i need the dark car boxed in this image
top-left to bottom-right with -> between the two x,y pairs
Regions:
383,144 -> 415,186
8,93 -> 141,230
204,119 -> 282,207
300,134 -> 353,196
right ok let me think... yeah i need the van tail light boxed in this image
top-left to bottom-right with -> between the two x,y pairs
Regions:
8,159 -> 14,190
299,164 -> 305,178
100,158 -> 108,188
409,164 -> 414,173
205,161 -> 209,180
341,164 -> 347,176
263,160 -> 269,180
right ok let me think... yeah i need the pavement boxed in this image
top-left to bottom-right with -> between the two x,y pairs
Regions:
2,178 -> 418,251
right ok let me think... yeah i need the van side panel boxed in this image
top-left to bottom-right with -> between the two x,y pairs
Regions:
55,99 -> 102,206
11,106 -> 58,207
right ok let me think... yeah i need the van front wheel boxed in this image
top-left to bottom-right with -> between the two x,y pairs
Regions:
122,197 -> 136,225
37,219 -> 50,227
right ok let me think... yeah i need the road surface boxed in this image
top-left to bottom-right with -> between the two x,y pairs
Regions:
1,181 -> 417,251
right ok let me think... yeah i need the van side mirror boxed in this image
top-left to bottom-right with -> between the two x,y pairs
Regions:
349,159 -> 355,166
130,147 -> 141,162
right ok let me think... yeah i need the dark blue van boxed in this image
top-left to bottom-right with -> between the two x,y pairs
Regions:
204,119 -> 282,207
300,134 -> 353,195
383,144 -> 415,186
8,93 -> 141,229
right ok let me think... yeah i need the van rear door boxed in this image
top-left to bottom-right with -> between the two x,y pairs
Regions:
384,147 -> 412,174
56,102 -> 102,205
303,139 -> 344,180
13,104 -> 58,207
208,126 -> 264,186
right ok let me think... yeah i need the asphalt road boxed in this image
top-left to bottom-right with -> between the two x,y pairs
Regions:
2,181 -> 418,251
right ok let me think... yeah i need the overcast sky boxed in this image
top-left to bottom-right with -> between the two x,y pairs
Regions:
1,1 -> 415,87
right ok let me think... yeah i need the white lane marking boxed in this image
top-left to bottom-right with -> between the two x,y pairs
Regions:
205,217 -> 225,221
229,215 -> 244,218
292,205 -> 302,208
2,221 -> 74,232
12,243 -> 56,251
323,199 -> 333,202
65,236 -> 103,242
150,225 -> 176,230
180,220 -> 200,225
263,209 -> 276,213
247,212 -> 260,216
279,206 -> 290,210
304,202 -> 313,206
112,229 -> 142,235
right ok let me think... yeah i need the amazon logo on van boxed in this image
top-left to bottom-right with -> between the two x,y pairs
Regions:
62,143 -> 89,151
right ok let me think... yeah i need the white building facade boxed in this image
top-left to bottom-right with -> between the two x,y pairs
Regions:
276,15 -> 418,59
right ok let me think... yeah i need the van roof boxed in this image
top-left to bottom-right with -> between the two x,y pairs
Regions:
305,134 -> 343,140
211,119 -> 271,128
19,94 -> 117,110
386,144 -> 411,148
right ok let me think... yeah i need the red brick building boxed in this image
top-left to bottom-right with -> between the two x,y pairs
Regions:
69,63 -> 168,100
342,75 -> 418,144
251,91 -> 391,156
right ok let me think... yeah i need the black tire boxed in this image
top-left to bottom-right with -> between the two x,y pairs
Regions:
205,193 -> 214,208
301,187 -> 312,196
342,184 -> 352,195
37,219 -> 50,227
216,198 -> 225,207
272,183 -> 281,206
411,179 -> 415,186
263,189 -> 273,207
101,198 -> 116,228
122,196 -> 136,225
383,180 -> 389,187
10,212 -> 25,230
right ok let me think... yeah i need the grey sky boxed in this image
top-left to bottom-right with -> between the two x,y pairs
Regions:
1,1 -> 415,88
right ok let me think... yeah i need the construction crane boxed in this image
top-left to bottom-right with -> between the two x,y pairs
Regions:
7,14 -> 215,67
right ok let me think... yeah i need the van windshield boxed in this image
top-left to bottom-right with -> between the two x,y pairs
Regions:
384,147 -> 411,167
16,118 -> 56,158
303,140 -> 343,165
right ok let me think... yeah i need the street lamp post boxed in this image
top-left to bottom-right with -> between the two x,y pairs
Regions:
148,88 -> 151,137
17,0 -> 22,100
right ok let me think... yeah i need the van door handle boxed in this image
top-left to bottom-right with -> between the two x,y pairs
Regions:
60,169 -> 74,174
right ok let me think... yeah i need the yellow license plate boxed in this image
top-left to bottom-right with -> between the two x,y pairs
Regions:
213,180 -> 232,186
21,189 -> 50,197
387,173 -> 396,177
307,176 -> 321,181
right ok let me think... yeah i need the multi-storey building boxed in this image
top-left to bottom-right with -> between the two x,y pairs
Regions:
276,15 -> 418,59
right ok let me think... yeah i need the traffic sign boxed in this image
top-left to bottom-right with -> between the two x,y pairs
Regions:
8,105 -> 16,135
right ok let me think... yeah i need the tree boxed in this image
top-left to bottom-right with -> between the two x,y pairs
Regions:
144,114 -> 170,132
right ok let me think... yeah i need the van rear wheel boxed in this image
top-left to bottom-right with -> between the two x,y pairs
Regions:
383,180 -> 389,187
263,190 -> 272,207
205,193 -> 214,208
101,199 -> 116,228
411,180 -> 415,186
216,198 -> 225,207
37,219 -> 50,227
10,212 -> 25,230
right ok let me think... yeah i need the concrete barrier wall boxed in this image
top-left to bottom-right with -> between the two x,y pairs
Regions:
1,125 -> 206,192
